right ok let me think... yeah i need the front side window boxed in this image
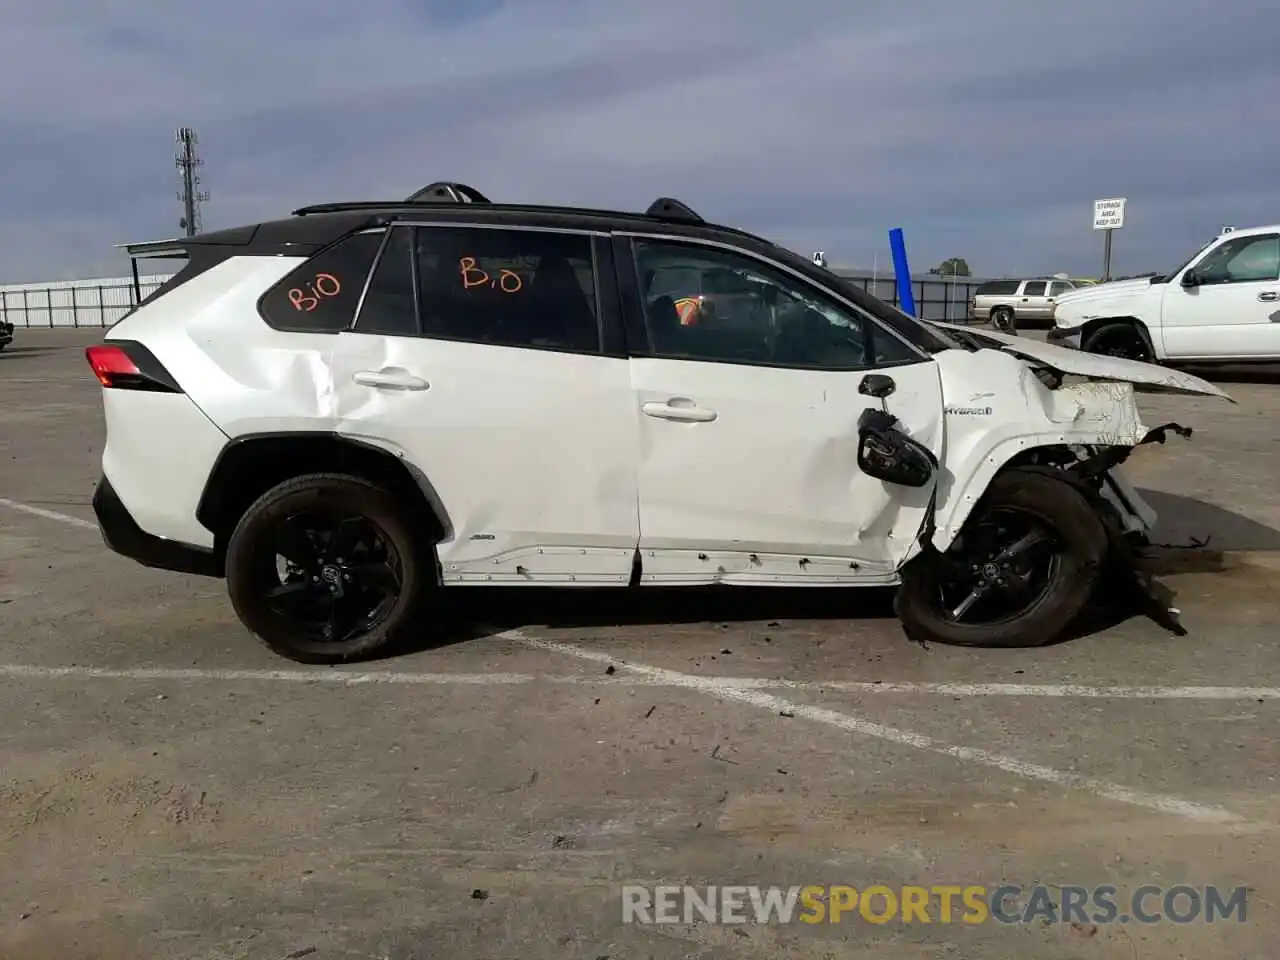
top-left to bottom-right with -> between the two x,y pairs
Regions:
259,231 -> 385,332
413,226 -> 601,353
1194,235 -> 1280,285
633,240 -> 922,370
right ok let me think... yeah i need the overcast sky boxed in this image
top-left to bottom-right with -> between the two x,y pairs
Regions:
2,0 -> 1276,283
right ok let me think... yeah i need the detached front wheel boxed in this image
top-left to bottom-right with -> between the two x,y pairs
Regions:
895,470 -> 1107,647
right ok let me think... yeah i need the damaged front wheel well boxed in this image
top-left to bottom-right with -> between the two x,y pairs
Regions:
195,433 -> 449,556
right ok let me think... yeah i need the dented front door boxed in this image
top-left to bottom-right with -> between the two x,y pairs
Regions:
631,357 -> 945,585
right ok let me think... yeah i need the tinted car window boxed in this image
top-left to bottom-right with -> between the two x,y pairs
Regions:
633,240 -> 922,370
354,227 -> 418,336
1195,235 -> 1280,284
414,226 -> 601,353
259,231 -> 385,332
977,280 -> 1020,296
1021,281 -> 1047,296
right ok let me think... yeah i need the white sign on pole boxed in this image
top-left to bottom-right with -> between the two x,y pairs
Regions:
1093,197 -> 1127,231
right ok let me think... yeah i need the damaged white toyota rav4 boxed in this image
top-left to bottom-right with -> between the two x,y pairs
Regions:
88,183 -> 1231,664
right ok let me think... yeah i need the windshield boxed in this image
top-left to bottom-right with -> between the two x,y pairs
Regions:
1153,239 -> 1216,283
768,244 -> 966,354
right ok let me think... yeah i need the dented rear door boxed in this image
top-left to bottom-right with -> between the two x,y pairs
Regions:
330,224 -> 641,586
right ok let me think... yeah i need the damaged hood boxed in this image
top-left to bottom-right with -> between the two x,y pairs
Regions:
929,321 -> 1234,401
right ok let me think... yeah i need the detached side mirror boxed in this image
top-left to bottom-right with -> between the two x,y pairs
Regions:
1181,270 -> 1200,288
856,408 -> 936,488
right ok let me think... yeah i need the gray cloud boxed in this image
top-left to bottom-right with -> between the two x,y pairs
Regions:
0,0 -> 1276,282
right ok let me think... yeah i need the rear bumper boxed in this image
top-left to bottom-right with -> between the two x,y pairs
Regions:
92,475 -> 222,577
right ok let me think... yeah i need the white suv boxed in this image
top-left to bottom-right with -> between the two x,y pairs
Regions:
1049,225 -> 1280,362
87,183 -> 1229,663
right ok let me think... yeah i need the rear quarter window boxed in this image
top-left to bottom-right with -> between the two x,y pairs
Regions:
976,280 -> 1020,296
258,231 -> 386,332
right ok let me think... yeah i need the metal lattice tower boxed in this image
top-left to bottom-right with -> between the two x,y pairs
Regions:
175,127 -> 210,237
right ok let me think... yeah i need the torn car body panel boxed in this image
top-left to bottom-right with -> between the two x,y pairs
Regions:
930,320 -> 1234,401
926,347 -> 1164,553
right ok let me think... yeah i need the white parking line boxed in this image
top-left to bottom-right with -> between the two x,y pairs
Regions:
809,681 -> 1280,700
2,661 -> 1279,702
0,665 -> 543,685
518,633 -> 1252,825
0,497 -> 96,530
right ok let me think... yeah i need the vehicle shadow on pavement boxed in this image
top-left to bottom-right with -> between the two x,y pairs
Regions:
389,490 -> 1280,659
1136,488 -> 1280,568
1178,364 -> 1280,385
446,583 -> 899,631
0,346 -> 67,359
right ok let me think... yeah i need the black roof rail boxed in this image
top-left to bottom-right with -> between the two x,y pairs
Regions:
645,197 -> 703,224
404,181 -> 490,203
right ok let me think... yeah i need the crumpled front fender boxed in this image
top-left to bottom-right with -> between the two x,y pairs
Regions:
927,350 -> 1169,554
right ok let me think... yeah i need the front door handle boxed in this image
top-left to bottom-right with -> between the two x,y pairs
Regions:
1258,291 -> 1279,302
353,368 -> 430,391
642,399 -> 717,422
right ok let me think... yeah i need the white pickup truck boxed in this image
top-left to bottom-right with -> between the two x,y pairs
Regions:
1047,224 -> 1280,363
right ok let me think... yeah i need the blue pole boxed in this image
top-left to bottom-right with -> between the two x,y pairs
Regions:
888,227 -> 915,317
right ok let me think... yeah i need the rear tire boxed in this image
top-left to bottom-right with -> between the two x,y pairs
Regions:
225,473 -> 436,664
895,470 -> 1107,648
990,307 -> 1016,333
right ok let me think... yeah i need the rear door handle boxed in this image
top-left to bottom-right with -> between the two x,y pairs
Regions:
353,368 -> 430,391
1258,291 -> 1278,302
642,400 -> 717,422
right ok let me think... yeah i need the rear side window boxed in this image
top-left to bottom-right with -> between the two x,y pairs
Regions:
1022,281 -> 1047,296
977,280 -> 1019,295
413,226 -> 602,353
259,231 -> 385,332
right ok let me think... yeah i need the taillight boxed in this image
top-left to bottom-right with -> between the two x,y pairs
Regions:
85,342 -> 181,393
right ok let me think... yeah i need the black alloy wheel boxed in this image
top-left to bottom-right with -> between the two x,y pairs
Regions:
259,509 -> 403,645
931,507 -> 1060,627
225,474 -> 432,663
894,470 -> 1108,648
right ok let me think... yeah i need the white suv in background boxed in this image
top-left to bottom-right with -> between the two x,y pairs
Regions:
87,182 -> 1227,664
1049,225 -> 1280,363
